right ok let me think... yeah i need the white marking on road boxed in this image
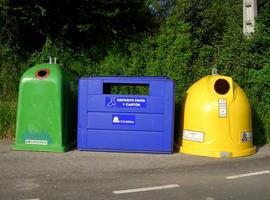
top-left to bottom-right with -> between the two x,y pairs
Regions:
23,199 -> 40,200
226,170 -> 270,179
205,198 -> 215,200
113,184 -> 180,194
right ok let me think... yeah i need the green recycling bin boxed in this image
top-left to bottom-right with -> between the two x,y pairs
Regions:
12,63 -> 77,152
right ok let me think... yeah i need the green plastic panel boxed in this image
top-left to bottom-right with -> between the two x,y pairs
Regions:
12,64 -> 77,152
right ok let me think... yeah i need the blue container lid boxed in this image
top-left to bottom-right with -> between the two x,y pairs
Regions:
80,76 -> 171,81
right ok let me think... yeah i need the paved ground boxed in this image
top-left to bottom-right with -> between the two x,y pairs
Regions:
1,139 -> 270,200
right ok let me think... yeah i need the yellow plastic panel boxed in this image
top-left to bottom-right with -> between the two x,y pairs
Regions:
179,74 -> 256,158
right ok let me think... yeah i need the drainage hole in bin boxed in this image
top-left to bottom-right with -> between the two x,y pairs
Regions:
214,79 -> 230,95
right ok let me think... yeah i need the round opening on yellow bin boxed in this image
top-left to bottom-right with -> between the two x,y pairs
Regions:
214,79 -> 230,95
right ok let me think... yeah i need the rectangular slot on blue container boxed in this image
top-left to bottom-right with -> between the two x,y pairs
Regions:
77,76 -> 175,154
103,83 -> 149,95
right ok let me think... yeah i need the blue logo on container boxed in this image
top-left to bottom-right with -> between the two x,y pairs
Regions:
106,97 -> 147,108
112,115 -> 135,125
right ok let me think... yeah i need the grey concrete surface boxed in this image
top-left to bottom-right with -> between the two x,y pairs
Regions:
0,139 -> 270,200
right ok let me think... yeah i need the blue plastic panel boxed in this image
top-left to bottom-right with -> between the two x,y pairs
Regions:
77,76 -> 175,153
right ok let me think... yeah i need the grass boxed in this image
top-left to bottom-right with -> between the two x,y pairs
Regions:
0,98 -> 17,139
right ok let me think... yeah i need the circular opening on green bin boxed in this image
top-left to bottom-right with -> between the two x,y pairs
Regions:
35,69 -> 49,79
214,79 -> 230,95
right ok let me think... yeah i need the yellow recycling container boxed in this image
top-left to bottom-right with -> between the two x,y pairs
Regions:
179,70 -> 256,158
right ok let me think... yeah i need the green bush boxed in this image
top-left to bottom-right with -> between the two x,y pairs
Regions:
0,100 -> 16,139
0,0 -> 269,144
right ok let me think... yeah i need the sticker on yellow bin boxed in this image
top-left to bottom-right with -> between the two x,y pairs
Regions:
183,130 -> 204,142
241,132 -> 253,142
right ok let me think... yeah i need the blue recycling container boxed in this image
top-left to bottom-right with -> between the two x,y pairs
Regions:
77,76 -> 175,153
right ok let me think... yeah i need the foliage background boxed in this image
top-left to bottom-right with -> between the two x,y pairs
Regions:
0,0 -> 269,144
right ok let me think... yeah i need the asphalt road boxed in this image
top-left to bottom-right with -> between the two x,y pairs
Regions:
1,139 -> 270,200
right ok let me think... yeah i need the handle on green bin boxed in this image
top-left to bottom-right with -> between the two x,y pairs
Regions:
49,57 -> 57,64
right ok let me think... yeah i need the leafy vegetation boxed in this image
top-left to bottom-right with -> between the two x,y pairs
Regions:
0,0 -> 269,144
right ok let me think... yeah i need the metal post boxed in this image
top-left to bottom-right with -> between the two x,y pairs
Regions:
243,0 -> 257,36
